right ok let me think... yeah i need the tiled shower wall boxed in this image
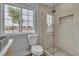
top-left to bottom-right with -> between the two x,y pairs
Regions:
54,3 -> 79,55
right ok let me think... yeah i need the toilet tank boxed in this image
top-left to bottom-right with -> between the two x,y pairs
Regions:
28,34 -> 38,46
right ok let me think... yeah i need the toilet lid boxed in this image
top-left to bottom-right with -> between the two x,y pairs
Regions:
31,45 -> 43,52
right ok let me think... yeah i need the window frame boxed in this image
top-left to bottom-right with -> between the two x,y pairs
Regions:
22,8 -> 34,33
2,3 -> 35,35
47,14 -> 53,33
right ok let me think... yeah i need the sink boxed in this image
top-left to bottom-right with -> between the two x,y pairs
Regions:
0,35 -> 8,52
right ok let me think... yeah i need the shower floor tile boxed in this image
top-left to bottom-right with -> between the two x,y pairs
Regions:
54,48 -> 70,56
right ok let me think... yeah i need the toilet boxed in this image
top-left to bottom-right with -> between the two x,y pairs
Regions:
28,34 -> 43,56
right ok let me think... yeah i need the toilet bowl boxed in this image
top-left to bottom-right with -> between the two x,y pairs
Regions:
31,45 -> 43,56
28,34 -> 43,56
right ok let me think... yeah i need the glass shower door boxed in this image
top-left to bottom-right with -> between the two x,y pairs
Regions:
40,13 -> 54,56
46,14 -> 54,55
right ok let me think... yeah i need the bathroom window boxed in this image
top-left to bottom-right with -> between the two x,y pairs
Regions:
22,9 -> 34,33
47,14 -> 53,32
4,4 -> 34,34
4,5 -> 21,34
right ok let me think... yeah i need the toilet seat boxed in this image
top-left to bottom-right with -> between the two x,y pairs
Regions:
31,45 -> 43,56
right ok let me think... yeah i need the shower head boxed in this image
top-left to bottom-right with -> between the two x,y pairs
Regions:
51,10 -> 56,13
